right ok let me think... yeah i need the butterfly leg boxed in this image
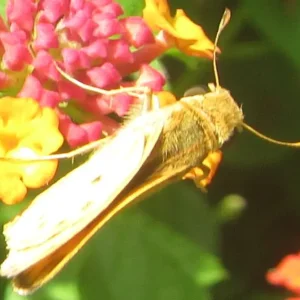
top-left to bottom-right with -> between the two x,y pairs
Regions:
141,91 -> 178,114
141,89 -> 157,113
0,137 -> 110,162
182,150 -> 222,192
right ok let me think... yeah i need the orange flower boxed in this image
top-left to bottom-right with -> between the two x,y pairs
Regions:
183,151 -> 222,189
267,253 -> 300,296
143,0 -> 216,58
0,97 -> 63,204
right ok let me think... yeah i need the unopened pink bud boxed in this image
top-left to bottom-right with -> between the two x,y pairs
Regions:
107,39 -> 133,64
33,51 -> 60,81
62,48 -> 91,72
136,64 -> 165,91
7,0 -> 36,32
40,0 -> 69,23
78,19 -> 97,42
70,0 -> 84,12
86,63 -> 121,88
64,8 -> 93,32
40,89 -> 61,107
58,79 -> 87,101
80,121 -> 102,143
33,22 -> 59,51
93,13 -> 121,38
120,17 -> 154,48
0,30 -> 32,70
111,93 -> 133,116
18,75 -> 43,100
90,95 -> 114,115
82,40 -> 108,59
89,0 -> 112,7
99,2 -> 123,17
59,113 -> 89,147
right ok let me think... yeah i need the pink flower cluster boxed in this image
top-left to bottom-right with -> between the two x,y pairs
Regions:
0,0 -> 166,147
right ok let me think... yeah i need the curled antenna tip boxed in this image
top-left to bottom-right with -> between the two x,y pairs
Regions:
213,8 -> 231,89
219,8 -> 231,32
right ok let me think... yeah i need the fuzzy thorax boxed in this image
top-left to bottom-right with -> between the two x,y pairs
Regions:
197,87 -> 244,146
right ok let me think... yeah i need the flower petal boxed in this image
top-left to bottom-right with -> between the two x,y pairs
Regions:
0,97 -> 64,204
143,0 -> 215,58
267,253 -> 300,295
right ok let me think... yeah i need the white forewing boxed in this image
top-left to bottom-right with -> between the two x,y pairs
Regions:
1,110 -> 166,277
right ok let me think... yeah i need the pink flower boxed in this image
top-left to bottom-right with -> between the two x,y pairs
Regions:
0,0 -> 215,147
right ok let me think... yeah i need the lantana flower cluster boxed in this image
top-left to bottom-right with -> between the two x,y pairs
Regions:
267,252 -> 300,300
0,0 -> 216,204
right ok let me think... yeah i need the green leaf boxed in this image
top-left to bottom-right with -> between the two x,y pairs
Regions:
242,0 -> 300,69
118,0 -> 144,17
142,183 -> 220,251
78,208 -> 227,300
0,0 -> 6,19
4,283 -> 81,300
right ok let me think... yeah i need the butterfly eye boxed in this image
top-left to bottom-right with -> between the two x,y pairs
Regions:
183,85 -> 209,97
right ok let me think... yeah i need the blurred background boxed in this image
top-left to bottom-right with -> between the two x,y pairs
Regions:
1,0 -> 300,299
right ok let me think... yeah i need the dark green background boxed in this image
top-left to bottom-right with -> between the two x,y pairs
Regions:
1,0 -> 300,299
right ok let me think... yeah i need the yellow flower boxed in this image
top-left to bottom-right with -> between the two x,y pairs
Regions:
0,97 -> 64,204
143,0 -> 216,58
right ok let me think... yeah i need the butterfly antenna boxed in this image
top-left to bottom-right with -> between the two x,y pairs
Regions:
212,9 -> 300,148
241,122 -> 300,148
213,8 -> 231,90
